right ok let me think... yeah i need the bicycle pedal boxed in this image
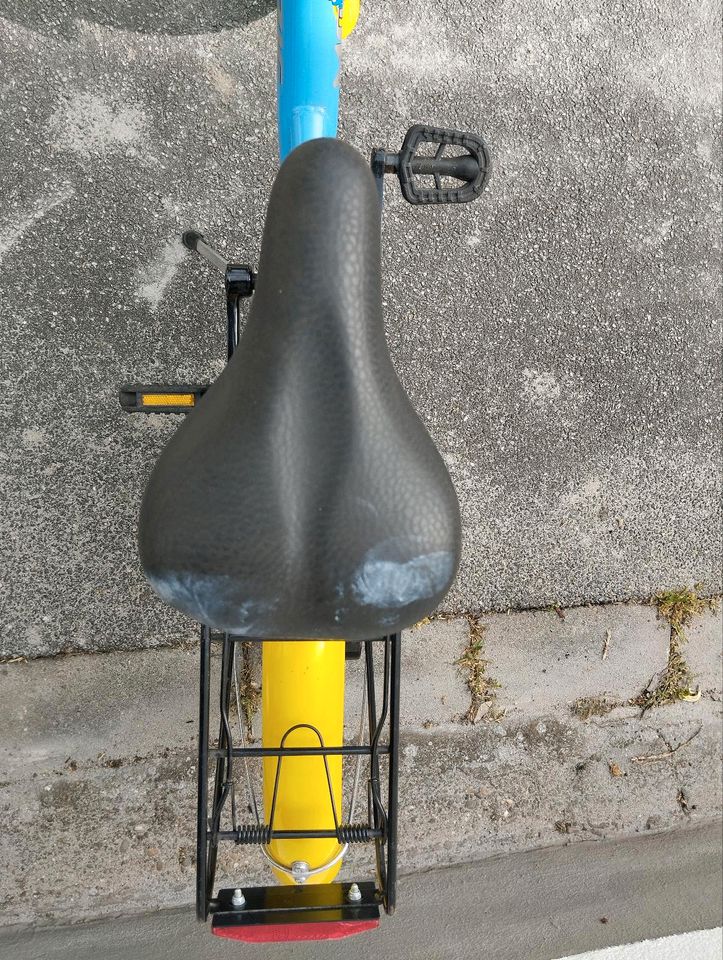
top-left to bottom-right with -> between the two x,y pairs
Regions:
373,124 -> 491,205
119,383 -> 209,414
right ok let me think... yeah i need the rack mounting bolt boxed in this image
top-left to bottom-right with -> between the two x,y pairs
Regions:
347,883 -> 362,903
231,888 -> 246,908
291,861 -> 311,884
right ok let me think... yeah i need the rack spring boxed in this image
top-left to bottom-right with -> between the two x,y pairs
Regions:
337,823 -> 376,843
233,824 -> 272,845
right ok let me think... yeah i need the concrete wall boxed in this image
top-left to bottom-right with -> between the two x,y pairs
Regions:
2,603 -> 721,926
0,1 -> 720,656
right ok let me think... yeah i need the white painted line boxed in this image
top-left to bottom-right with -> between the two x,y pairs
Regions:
556,926 -> 723,960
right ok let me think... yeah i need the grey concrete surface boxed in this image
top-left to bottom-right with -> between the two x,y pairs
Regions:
1,823 -> 721,960
0,1 -> 721,657
1,604 -> 720,927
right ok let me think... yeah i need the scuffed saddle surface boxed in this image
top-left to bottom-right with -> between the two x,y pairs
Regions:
139,138 -> 461,639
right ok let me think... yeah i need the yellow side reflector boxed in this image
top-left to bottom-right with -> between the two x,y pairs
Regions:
140,393 -> 195,408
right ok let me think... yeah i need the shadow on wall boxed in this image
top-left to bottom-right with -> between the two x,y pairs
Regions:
0,0 -> 276,36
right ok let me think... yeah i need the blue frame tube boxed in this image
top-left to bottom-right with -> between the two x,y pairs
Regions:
277,0 -> 341,161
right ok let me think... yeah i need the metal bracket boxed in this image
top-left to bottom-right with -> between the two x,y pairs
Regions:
210,881 -> 380,941
196,631 -> 401,923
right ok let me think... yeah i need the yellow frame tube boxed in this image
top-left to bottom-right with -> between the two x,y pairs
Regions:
339,0 -> 361,39
262,639 -> 346,884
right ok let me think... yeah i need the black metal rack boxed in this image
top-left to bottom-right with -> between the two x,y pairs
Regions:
196,628 -> 401,924
121,208 -> 417,933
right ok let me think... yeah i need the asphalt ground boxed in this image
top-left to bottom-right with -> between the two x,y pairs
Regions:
0,1 -> 721,656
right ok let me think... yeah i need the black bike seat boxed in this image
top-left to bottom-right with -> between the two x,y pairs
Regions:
138,138 -> 461,640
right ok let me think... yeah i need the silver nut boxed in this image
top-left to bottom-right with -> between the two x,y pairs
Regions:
231,888 -> 246,908
347,883 -> 362,903
291,861 -> 310,884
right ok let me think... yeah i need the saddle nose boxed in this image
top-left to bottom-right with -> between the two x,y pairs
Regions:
138,138 -> 461,639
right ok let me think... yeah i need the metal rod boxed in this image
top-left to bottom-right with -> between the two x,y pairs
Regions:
219,634 -> 235,783
372,638 -> 391,759
194,237 -> 229,274
386,632 -> 402,915
373,638 -> 391,898
196,625 -> 211,921
226,293 -> 240,360
208,745 -> 389,759
205,633 -> 234,906
364,641 -> 381,793
411,154 -> 479,182
364,640 -> 385,895
267,723 -> 341,837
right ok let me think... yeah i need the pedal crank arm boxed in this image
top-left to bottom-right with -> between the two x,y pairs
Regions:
183,230 -> 256,298
182,230 -> 229,274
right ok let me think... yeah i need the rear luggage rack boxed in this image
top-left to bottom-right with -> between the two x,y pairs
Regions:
197,631 -> 401,923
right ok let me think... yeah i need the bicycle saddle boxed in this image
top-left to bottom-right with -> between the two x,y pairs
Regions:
139,138 -> 461,640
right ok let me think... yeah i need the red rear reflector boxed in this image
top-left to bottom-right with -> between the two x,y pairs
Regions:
212,919 -> 379,943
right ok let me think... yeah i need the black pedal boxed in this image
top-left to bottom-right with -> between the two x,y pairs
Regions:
119,383 -> 209,414
373,124 -> 490,205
